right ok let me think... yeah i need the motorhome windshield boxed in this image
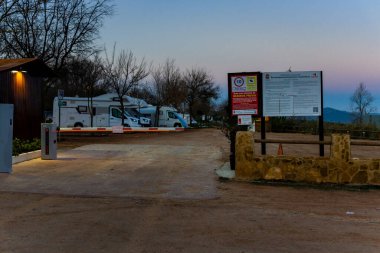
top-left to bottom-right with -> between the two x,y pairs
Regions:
126,108 -> 143,118
173,112 -> 188,128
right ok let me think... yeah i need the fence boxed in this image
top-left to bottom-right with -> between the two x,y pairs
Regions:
254,138 -> 380,147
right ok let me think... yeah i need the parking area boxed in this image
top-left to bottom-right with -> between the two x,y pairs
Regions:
1,129 -> 380,253
1,129 -> 226,199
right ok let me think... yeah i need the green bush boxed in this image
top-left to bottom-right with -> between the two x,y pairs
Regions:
13,138 -> 40,156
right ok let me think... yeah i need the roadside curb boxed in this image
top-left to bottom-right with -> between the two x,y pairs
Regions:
12,150 -> 41,164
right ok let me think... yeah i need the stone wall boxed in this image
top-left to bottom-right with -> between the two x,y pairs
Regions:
235,132 -> 380,185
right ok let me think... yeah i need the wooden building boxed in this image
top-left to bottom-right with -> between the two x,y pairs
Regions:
0,58 -> 54,140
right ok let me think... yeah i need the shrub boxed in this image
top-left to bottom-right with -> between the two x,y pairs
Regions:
13,138 -> 40,156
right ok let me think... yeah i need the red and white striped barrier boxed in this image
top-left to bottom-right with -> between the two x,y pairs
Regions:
57,127 -> 185,133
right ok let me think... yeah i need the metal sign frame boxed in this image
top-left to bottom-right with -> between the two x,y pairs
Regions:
262,71 -> 322,117
227,72 -> 265,169
227,71 -> 325,166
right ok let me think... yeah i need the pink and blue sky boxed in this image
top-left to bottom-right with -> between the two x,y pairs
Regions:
99,0 -> 380,111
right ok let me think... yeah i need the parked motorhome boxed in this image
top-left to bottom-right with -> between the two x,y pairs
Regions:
139,106 -> 188,128
52,94 -> 151,127
124,107 -> 152,127
93,93 -> 151,127
181,113 -> 197,125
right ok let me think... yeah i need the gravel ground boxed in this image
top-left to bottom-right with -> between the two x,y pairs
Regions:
1,129 -> 379,253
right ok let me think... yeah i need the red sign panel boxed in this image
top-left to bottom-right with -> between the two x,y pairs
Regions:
228,73 -> 260,116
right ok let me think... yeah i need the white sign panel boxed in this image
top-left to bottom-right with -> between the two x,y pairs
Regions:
262,71 -> 322,117
238,115 -> 252,125
112,125 -> 124,133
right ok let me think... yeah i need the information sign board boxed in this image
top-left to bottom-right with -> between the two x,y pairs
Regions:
228,73 -> 260,116
262,71 -> 322,117
112,125 -> 124,134
237,115 -> 252,125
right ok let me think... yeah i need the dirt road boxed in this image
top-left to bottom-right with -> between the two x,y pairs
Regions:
1,129 -> 380,253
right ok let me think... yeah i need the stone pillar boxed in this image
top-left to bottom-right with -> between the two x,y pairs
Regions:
330,134 -> 351,161
235,131 -> 255,179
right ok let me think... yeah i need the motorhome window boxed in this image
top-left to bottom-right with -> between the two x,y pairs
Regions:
111,108 -> 122,118
135,109 -> 144,117
77,106 -> 88,114
126,108 -> 139,118
168,111 -> 176,119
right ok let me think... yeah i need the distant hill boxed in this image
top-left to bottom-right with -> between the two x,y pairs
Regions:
323,107 -> 354,123
323,107 -> 380,125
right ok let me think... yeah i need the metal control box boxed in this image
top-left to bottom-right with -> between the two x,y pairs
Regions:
0,104 -> 14,173
41,123 -> 57,160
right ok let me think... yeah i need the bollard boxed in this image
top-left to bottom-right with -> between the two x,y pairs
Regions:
41,123 -> 57,160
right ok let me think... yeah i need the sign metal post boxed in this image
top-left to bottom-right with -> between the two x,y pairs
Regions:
228,72 -> 261,169
57,89 -> 64,141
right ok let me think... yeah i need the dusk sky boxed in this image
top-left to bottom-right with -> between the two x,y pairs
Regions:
99,0 -> 380,111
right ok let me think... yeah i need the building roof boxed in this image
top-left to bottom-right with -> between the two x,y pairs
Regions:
0,58 -> 55,77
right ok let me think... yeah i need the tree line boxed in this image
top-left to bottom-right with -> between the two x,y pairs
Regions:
350,83 -> 377,126
101,48 -> 219,126
2,0 -> 376,128
0,0 -> 219,126
51,49 -> 219,126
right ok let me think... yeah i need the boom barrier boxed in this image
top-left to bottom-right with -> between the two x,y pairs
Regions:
58,127 -> 185,133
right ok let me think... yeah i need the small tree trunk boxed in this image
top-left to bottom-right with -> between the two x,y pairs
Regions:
155,106 -> 161,127
87,93 -> 94,127
120,100 -> 125,126
189,101 -> 193,127
90,96 -> 94,127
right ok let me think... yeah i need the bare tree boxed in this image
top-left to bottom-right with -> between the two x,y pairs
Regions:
148,59 -> 185,126
350,82 -> 376,125
58,55 -> 106,126
0,0 -> 113,73
59,55 -> 104,96
149,64 -> 166,126
162,59 -> 186,109
0,0 -> 17,23
183,68 -> 219,126
103,48 -> 149,126
129,83 -> 155,107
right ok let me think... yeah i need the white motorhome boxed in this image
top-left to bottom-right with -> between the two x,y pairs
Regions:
94,94 -> 151,127
52,94 -> 151,128
139,106 -> 187,128
181,113 -> 197,125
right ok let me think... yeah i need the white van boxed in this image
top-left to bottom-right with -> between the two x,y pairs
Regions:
139,106 -> 187,128
125,107 -> 151,127
53,96 -> 141,127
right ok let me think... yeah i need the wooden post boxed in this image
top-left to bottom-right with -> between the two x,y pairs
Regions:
319,71 -> 324,157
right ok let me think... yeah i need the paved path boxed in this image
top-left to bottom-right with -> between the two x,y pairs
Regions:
0,135 -> 224,199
